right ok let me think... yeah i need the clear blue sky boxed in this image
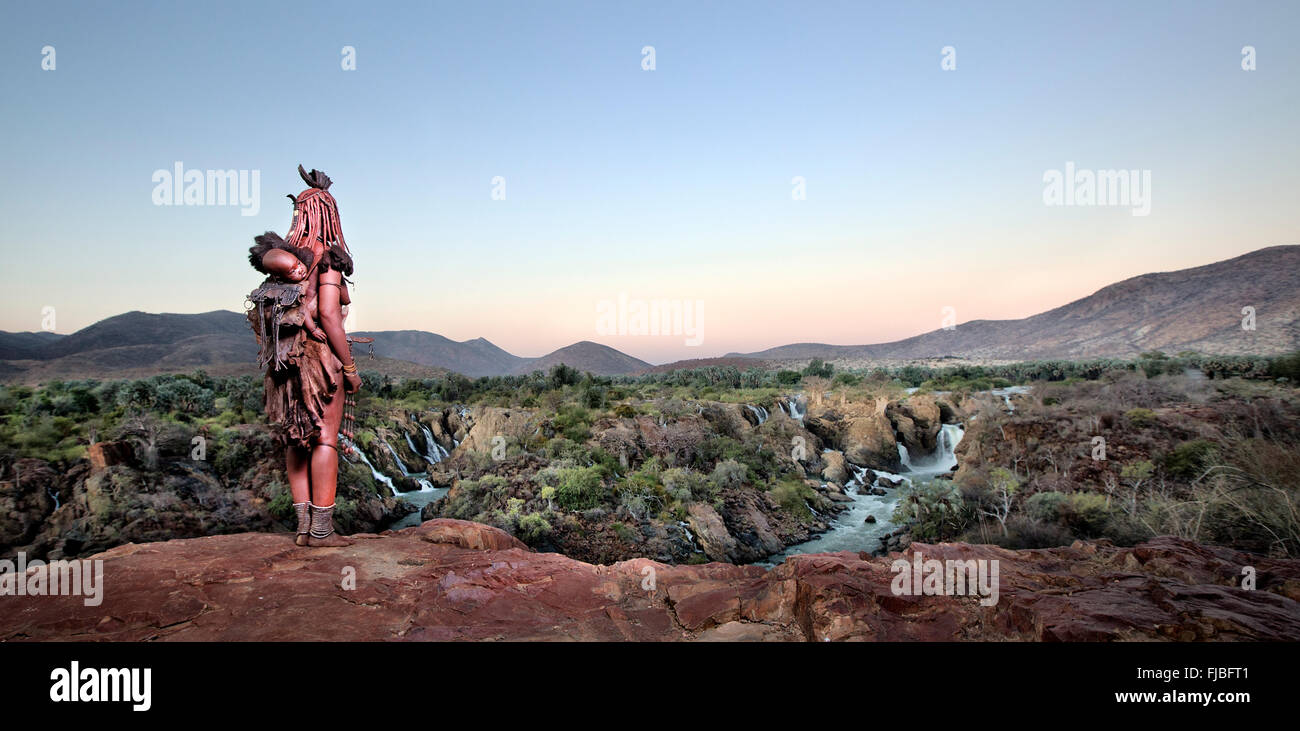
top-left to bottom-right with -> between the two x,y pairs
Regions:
1,1 -> 1296,362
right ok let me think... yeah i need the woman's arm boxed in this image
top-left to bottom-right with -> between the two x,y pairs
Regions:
316,268 -> 361,392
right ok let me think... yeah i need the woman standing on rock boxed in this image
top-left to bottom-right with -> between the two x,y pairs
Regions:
246,165 -> 361,547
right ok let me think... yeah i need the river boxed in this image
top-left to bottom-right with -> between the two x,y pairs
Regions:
761,422 -> 966,566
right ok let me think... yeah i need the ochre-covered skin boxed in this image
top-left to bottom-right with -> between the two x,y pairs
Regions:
246,165 -> 361,546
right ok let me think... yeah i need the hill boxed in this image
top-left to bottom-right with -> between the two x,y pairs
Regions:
733,245 -> 1300,362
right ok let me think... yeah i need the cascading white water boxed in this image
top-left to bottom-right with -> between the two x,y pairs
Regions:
678,521 -> 702,553
745,405 -> 769,425
902,423 -> 963,474
765,422 -> 966,565
342,427 -> 450,529
382,440 -> 412,476
351,446 -> 398,496
786,398 -> 804,422
383,439 -> 436,492
412,424 -> 450,464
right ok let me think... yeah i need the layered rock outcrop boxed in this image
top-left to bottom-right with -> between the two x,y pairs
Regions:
3,521 -> 1295,642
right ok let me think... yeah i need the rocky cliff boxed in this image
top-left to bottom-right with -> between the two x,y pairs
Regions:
3,520 -> 1297,641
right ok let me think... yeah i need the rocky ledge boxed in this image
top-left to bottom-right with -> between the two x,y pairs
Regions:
2,520 -> 1298,641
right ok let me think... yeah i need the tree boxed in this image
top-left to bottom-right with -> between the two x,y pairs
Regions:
980,467 -> 1019,537
802,376 -> 829,406
1119,460 -> 1155,516
803,358 -> 833,379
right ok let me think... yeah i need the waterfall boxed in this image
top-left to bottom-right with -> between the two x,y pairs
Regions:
845,464 -> 870,491
745,405 -> 769,425
383,438 -> 437,492
678,521 -> 701,552
412,425 -> 450,464
405,431 -> 428,464
382,440 -> 412,476
766,423 -> 965,566
786,398 -> 804,422
47,486 -> 60,510
899,423 -> 965,475
351,446 -> 398,496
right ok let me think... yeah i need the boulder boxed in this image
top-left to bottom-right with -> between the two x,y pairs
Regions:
686,503 -> 739,563
457,407 -> 539,454
821,451 -> 850,484
888,395 -> 942,455
411,518 -> 529,551
842,414 -> 899,469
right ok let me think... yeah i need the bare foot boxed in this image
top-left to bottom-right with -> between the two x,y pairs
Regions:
306,533 -> 353,547
295,534 -> 309,546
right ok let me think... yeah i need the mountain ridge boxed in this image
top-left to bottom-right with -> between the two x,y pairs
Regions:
2,245 -> 1295,382
728,244 -> 1300,362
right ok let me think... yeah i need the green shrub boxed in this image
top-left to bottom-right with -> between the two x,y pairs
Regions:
612,522 -> 636,542
803,358 -> 833,378
1163,439 -> 1216,479
1064,493 -> 1111,534
662,467 -> 710,501
709,459 -> 746,491
770,479 -> 814,519
1024,491 -> 1069,523
554,465 -> 607,510
267,483 -> 294,521
518,512 -> 553,542
893,481 -> 971,542
553,406 -> 592,442
1125,408 -> 1157,428
1005,516 -> 1076,548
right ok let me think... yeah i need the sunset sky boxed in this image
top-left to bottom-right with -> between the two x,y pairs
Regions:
1,1 -> 1296,363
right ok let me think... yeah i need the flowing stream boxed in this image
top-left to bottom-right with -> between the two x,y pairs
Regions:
345,426 -> 451,530
762,422 -> 965,565
990,385 -> 1031,412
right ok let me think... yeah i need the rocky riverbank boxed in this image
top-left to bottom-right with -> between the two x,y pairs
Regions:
3,520 -> 1297,641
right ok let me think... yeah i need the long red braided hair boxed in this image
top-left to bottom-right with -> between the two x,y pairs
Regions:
285,165 -> 350,271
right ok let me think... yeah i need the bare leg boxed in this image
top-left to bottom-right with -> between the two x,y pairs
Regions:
286,446 -> 312,545
307,375 -> 351,547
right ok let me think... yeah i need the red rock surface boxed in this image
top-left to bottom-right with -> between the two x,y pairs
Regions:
2,520 -> 1297,641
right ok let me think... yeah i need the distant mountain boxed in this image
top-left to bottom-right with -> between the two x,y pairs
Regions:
511,341 -> 652,376
0,331 -> 65,360
351,330 -> 525,378
4,245 -> 1293,384
731,245 -> 1300,362
35,311 -> 250,360
0,312 -> 652,383
632,356 -> 769,375
346,333 -> 651,377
